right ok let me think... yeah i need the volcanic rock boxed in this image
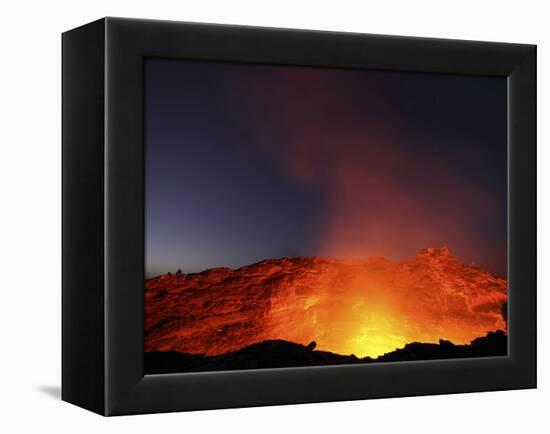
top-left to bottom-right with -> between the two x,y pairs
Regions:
144,330 -> 507,374
145,248 -> 507,358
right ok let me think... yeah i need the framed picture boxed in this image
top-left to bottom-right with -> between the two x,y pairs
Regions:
62,17 -> 536,416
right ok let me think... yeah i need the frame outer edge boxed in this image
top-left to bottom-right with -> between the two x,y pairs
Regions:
508,45 -> 537,388
62,18 -> 107,415
101,17 -> 537,415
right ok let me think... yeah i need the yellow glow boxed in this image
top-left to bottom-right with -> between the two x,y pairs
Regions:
339,311 -> 408,358
304,296 -> 320,310
346,326 -> 408,358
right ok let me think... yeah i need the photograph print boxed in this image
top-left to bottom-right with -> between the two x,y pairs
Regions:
144,59 -> 508,374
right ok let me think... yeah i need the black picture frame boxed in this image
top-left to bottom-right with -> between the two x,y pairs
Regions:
62,17 -> 536,416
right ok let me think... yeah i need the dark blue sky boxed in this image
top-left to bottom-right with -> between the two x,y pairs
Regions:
145,59 -> 507,277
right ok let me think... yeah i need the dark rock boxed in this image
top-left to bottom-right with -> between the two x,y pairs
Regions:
145,331 -> 507,374
306,341 -> 317,351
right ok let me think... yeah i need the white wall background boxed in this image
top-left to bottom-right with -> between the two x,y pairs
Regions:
0,0 -> 546,432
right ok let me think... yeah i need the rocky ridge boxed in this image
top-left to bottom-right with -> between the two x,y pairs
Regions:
145,248 -> 507,358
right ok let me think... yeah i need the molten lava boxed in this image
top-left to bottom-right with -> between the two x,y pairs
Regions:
145,248 -> 507,358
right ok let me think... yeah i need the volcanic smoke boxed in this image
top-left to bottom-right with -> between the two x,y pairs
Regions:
239,67 -> 507,277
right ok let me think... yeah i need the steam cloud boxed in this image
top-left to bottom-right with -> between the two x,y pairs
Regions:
235,67 -> 505,273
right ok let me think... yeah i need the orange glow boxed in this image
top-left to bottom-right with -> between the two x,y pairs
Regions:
145,248 -> 507,358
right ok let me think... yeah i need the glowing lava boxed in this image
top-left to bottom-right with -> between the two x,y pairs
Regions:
145,248 -> 507,358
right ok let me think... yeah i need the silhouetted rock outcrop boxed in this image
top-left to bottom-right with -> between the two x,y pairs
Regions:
145,330 -> 507,374
306,341 -> 317,351
375,330 -> 506,362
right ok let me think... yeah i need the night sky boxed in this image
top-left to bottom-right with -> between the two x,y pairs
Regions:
145,58 -> 507,278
